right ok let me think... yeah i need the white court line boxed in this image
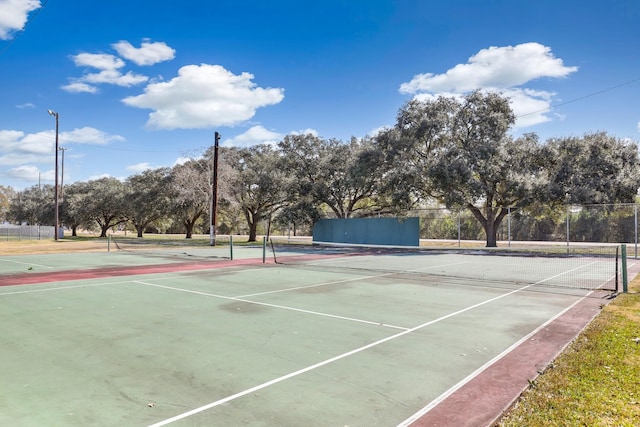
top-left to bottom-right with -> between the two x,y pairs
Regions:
0,282 -> 114,296
0,263 -> 254,294
396,291 -> 592,426
0,258 -> 54,268
238,261 -> 471,298
0,269 -> 234,295
396,263 -> 611,426
134,280 -> 409,331
236,275 -> 384,298
146,283 -> 532,427
534,260 -> 599,285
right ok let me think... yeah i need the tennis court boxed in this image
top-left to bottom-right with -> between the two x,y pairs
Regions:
0,241 -> 634,426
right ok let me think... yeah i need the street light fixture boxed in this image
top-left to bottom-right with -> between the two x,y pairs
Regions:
48,109 -> 60,241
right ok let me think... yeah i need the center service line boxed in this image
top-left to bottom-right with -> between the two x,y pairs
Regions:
147,282 -> 532,426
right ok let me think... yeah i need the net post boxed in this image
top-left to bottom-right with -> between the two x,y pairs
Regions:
621,244 -> 628,293
263,236 -> 267,263
229,235 -> 234,260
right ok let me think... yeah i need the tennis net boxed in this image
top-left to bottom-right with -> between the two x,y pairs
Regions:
109,235 -> 232,260
269,240 -> 623,292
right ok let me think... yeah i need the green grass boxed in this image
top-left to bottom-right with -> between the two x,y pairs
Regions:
498,279 -> 640,426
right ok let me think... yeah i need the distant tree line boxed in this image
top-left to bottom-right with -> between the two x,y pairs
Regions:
2,91 -> 639,247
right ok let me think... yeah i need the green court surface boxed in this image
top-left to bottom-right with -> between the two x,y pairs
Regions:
0,245 -> 262,276
0,247 -> 622,426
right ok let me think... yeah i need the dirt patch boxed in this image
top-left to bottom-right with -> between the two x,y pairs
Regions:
0,239 -> 108,256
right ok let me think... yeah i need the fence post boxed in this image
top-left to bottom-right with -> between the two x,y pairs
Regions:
622,244 -> 628,293
230,235 -> 234,260
566,206 -> 570,249
507,207 -> 511,247
457,211 -> 461,247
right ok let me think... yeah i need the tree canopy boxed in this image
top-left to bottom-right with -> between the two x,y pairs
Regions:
377,91 -> 549,246
4,91 -> 640,247
227,144 -> 290,241
544,132 -> 640,205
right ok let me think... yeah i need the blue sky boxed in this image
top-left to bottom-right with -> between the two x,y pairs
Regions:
1,0 -> 639,190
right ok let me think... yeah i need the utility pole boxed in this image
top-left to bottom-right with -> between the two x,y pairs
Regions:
210,131 -> 221,246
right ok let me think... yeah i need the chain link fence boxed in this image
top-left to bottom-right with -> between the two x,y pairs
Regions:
0,225 -> 56,241
412,203 -> 640,256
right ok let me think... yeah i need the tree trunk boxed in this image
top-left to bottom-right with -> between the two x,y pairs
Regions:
136,225 -> 144,237
485,218 -> 497,247
492,208 -> 509,246
248,219 -> 258,242
469,204 -> 510,247
244,208 -> 259,242
183,220 -> 195,238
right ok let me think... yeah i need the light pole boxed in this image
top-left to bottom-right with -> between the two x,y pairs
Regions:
47,109 -> 59,241
59,147 -> 66,201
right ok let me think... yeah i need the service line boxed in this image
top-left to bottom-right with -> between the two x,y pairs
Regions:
146,282 -> 532,427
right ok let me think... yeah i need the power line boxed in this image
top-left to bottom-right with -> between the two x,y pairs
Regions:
22,130 -> 199,154
0,0 -> 49,58
517,76 -> 640,119
85,144 -> 192,154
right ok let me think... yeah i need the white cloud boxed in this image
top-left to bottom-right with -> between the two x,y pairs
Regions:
87,173 -> 114,181
400,42 -> 577,93
6,164 -> 40,180
0,126 -> 122,186
126,162 -> 154,172
64,50 -> 149,93
224,125 -> 283,147
0,134 -> 54,169
81,69 -> 148,87
503,88 -> 556,128
122,64 -> 285,129
173,156 -> 191,166
16,102 -> 35,109
290,128 -> 319,137
399,42 -> 578,128
112,40 -> 176,66
72,53 -> 125,70
61,82 -> 99,94
60,127 -> 125,145
367,126 -> 389,137
0,129 -> 51,158
0,127 -> 124,168
0,0 -> 40,40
